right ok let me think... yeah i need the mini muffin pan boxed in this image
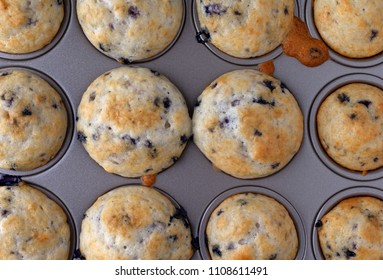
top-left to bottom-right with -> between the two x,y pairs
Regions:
0,0 -> 383,260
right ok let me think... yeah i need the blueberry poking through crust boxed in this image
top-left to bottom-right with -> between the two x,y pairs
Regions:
337,93 -> 350,103
128,6 -> 140,18
22,108 -> 32,116
204,4 -> 227,16
211,245 -> 222,257
77,132 -> 87,144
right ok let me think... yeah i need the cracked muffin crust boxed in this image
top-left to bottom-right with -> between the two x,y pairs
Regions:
79,185 -> 194,260
192,69 -> 303,179
0,69 -> 68,171
77,0 -> 183,63
206,192 -> 298,260
0,182 -> 71,260
76,66 -> 192,178
0,0 -> 64,54
196,0 -> 294,58
314,0 -> 383,58
317,83 -> 383,173
317,196 -> 383,260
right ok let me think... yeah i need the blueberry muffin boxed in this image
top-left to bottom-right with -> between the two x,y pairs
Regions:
196,0 -> 294,58
314,0 -> 383,58
206,193 -> 298,260
0,181 -> 71,260
0,0 -> 64,54
77,0 -> 183,63
317,83 -> 383,173
317,196 -> 383,260
0,69 -> 68,171
192,69 -> 303,179
79,185 -> 194,260
76,67 -> 191,178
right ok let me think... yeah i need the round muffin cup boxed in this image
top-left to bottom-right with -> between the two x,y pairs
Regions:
304,0 -> 383,68
29,182 -> 77,260
192,0 -> 300,66
312,186 -> 383,260
0,66 -> 74,177
0,0 -> 71,61
76,0 -> 186,64
78,184 -> 194,260
309,73 -> 383,181
198,185 -> 306,260
0,181 -> 77,260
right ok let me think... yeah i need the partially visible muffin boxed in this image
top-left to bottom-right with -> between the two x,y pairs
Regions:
192,69 -> 303,179
206,193 -> 298,260
0,0 -> 64,54
79,185 -> 194,260
314,0 -> 383,58
0,181 -> 71,260
77,0 -> 184,63
317,196 -> 383,260
0,69 -> 68,171
196,0 -> 294,58
76,66 -> 191,178
317,83 -> 383,173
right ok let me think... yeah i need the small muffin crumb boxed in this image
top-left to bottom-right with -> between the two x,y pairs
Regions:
141,174 -> 157,187
259,61 -> 275,76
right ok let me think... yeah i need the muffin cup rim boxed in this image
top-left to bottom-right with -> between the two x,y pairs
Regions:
312,185 -> 383,260
0,0 -> 71,61
78,183 -> 195,260
304,0 -> 383,68
191,0 -> 301,66
0,180 -> 78,260
197,185 -> 307,260
0,65 -> 74,177
75,0 -> 187,64
308,73 -> 383,181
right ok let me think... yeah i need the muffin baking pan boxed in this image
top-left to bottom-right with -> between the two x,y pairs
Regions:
1,0 -> 383,260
